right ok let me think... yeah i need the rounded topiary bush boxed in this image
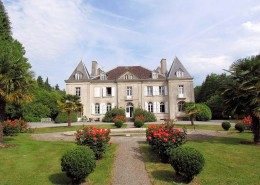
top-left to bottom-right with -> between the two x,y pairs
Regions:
134,120 -> 144,128
196,103 -> 212,121
169,147 -> 205,182
222,121 -> 231,131
61,146 -> 96,183
115,121 -> 124,128
235,123 -> 245,133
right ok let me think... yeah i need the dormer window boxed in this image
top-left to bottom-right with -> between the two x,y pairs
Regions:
125,75 -> 128,79
129,75 -> 133,79
75,72 -> 83,80
100,73 -> 106,80
176,69 -> 184,77
152,72 -> 158,79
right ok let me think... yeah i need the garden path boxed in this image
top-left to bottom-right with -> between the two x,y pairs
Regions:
110,136 -> 151,185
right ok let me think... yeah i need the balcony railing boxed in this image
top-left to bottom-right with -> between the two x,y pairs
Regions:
177,94 -> 185,99
125,95 -> 133,100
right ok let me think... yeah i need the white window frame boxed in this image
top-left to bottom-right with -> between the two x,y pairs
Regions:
75,87 -> 81,97
125,75 -> 128,79
75,72 -> 82,80
100,74 -> 106,80
160,102 -> 165,113
126,86 -> 132,96
159,86 -> 165,96
107,103 -> 112,112
95,103 -> 100,114
148,102 -> 153,112
178,101 -> 185,112
178,85 -> 184,94
176,70 -> 184,77
147,86 -> 153,96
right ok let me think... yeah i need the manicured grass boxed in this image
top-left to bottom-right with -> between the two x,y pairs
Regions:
34,123 -> 127,134
140,131 -> 260,185
0,134 -> 117,185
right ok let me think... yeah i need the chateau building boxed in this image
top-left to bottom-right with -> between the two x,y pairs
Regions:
65,57 -> 194,120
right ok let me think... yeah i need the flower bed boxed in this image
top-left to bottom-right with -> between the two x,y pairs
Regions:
113,115 -> 126,128
2,119 -> 30,136
75,126 -> 111,159
146,124 -> 186,162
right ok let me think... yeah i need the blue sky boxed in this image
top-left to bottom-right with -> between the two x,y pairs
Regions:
3,0 -> 260,88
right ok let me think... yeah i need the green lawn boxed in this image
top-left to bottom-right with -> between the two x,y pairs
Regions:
140,131 -> 260,185
34,123 -> 126,134
0,134 -> 117,185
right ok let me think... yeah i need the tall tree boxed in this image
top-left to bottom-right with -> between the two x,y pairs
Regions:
58,95 -> 82,127
55,84 -> 60,91
37,76 -> 44,87
0,1 -> 33,143
44,77 -> 52,90
222,55 -> 260,143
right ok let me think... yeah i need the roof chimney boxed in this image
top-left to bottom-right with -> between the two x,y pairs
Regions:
160,59 -> 167,75
91,61 -> 98,76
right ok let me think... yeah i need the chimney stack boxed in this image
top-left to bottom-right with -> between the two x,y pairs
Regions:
91,61 -> 98,76
160,59 -> 167,75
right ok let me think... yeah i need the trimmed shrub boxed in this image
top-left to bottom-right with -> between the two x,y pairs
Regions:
222,121 -> 231,131
2,119 -> 30,136
114,121 -> 124,128
134,120 -> 144,128
169,147 -> 205,182
133,108 -> 156,122
76,126 -> 111,159
55,112 -> 77,123
235,123 -> 245,133
196,103 -> 212,121
61,146 -> 96,183
146,123 -> 186,162
102,108 -> 125,122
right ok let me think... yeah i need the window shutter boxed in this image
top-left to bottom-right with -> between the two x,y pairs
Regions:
91,103 -> 95,114
103,104 -> 107,114
165,102 -> 169,113
102,87 -> 106,97
157,102 -> 160,113
112,103 -> 115,108
165,86 -> 168,95
144,86 -> 147,96
145,102 -> 148,111
112,87 -> 115,97
153,102 -> 157,113
100,103 -> 106,114
94,87 -> 101,97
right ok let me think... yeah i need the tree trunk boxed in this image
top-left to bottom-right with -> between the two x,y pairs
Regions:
252,115 -> 260,144
0,98 -> 6,143
67,111 -> 71,127
190,116 -> 194,126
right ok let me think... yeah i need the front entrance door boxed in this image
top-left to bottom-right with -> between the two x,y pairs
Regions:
126,103 -> 134,118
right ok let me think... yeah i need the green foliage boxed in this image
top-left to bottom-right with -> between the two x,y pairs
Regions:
114,121 -> 124,128
102,108 -> 125,122
134,120 -> 144,128
169,147 -> 205,182
55,112 -> 77,123
61,146 -> 96,183
222,121 -> 231,131
196,103 -> 212,121
0,1 -> 11,40
205,94 -> 225,119
235,123 -> 245,133
133,108 -> 157,122
2,119 -> 29,136
22,102 -> 51,122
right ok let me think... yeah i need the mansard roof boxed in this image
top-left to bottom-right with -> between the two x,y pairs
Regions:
106,66 -> 164,80
67,61 -> 90,81
167,57 -> 192,79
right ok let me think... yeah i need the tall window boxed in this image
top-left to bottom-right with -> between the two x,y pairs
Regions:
106,87 -> 112,96
160,102 -> 165,113
127,86 -> 132,96
159,86 -> 165,95
178,85 -> 184,94
95,103 -> 100,114
147,86 -> 153,96
178,101 -> 185,112
100,74 -> 106,80
75,87 -> 81,97
125,75 -> 128,79
148,102 -> 153,112
75,72 -> 83,80
176,70 -> 184,77
107,103 -> 112,112
129,75 -> 133,79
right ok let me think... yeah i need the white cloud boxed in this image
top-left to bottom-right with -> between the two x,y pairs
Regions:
242,21 -> 260,32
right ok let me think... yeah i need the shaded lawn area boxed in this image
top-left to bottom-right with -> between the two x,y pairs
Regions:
34,123 -> 126,134
140,131 -> 260,185
0,134 -> 117,185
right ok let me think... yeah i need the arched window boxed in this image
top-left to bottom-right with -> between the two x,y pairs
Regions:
75,72 -> 83,80
95,103 -> 100,114
160,102 -> 165,113
148,102 -> 153,112
125,74 -> 128,79
107,103 -> 112,112
178,101 -> 185,112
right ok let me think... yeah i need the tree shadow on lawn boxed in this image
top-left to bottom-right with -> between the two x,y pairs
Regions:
49,172 -> 72,185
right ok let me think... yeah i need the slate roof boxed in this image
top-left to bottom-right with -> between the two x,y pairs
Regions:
67,61 -> 90,81
167,57 -> 192,79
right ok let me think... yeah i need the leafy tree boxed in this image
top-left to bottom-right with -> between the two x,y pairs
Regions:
206,94 -> 224,119
184,102 -> 200,126
0,1 -> 11,40
36,76 -> 44,87
55,84 -> 60,91
222,55 -> 260,143
58,95 -> 82,127
44,77 -> 52,90
22,102 -> 51,122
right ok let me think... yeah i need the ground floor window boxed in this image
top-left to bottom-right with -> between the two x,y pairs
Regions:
178,101 -> 185,112
160,102 -> 165,113
107,103 -> 112,112
148,102 -> 153,112
95,103 -> 100,114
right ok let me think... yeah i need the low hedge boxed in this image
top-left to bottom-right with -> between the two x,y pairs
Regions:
222,121 -> 231,131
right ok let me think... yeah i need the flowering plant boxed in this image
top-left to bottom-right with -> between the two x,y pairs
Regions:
146,123 -> 186,162
135,115 -> 145,122
242,115 -> 252,130
2,119 -> 30,136
75,126 -> 111,159
113,115 -> 126,123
